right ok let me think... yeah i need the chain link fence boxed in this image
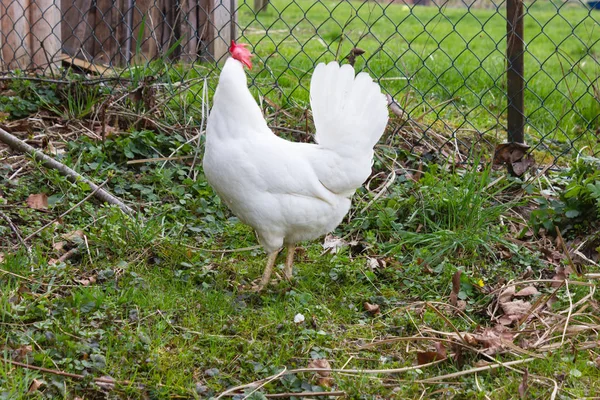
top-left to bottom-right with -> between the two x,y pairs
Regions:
0,0 -> 598,167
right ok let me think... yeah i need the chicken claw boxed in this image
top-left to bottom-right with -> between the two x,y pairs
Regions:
255,251 -> 279,291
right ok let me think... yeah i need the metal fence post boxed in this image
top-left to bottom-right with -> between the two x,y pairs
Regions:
506,0 -> 525,144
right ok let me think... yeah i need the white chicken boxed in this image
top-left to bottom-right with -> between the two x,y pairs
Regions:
203,41 -> 388,290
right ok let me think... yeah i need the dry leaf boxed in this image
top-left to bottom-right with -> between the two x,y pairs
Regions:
493,142 -> 530,165
498,286 -> 515,303
449,270 -> 461,306
62,230 -> 84,243
435,342 -> 447,359
0,252 -> 4,263
26,193 -> 48,210
15,345 -> 33,361
551,266 -> 568,287
364,302 -> 380,315
75,276 -> 96,286
501,300 -> 532,320
28,378 -> 43,393
366,257 -> 386,270
307,359 -> 331,377
417,343 -> 446,365
511,155 -> 534,176
417,351 -> 439,365
518,368 -> 529,399
472,326 -> 515,355
53,241 -> 65,251
515,286 -> 539,297
322,234 -> 348,254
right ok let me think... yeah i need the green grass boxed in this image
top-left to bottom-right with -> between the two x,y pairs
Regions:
229,0 -> 599,156
1,125 -> 600,397
1,1 -> 600,396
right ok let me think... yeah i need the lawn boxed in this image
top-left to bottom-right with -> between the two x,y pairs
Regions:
1,0 -> 600,398
231,0 -> 599,155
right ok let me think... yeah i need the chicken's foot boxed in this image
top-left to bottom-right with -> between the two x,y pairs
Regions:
283,244 -> 295,281
256,251 -> 279,291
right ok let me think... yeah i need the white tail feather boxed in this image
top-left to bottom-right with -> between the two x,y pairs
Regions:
310,62 -> 388,157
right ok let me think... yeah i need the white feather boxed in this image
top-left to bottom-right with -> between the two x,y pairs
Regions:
203,58 -> 388,253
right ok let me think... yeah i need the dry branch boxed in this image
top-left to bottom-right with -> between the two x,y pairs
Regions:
0,127 -> 135,216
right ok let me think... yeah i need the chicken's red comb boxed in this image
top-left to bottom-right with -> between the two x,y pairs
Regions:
229,40 -> 253,70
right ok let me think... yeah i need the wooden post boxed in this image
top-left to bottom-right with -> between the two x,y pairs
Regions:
1,0 -> 31,70
506,0 -> 525,143
254,0 -> 268,13
210,0 -> 236,63
29,0 -> 62,72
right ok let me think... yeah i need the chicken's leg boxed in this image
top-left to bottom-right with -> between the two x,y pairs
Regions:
283,244 -> 295,281
256,251 -> 279,291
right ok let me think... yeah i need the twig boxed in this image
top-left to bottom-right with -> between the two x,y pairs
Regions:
265,392 -> 346,398
2,358 -> 128,385
189,78 -> 208,180
425,302 -> 467,346
555,226 -> 580,276
0,127 -> 135,216
126,155 -> 193,164
182,244 -> 262,253
416,358 -> 535,383
215,360 -> 444,399
22,178 -> 110,243
0,211 -> 30,253
56,247 -> 79,263
560,279 -> 573,346
242,367 -> 287,399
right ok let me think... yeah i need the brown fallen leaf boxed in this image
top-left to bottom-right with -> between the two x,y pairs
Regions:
551,266 -> 568,287
511,155 -> 535,176
501,300 -> 532,321
417,342 -> 447,365
62,230 -> 84,243
307,359 -> 331,377
364,302 -> 380,315
14,345 -> 33,361
515,286 -> 539,297
472,326 -> 515,355
498,286 -> 515,303
493,142 -> 530,165
28,378 -> 43,393
518,368 -> 529,399
417,351 -> 439,365
26,193 -> 48,210
434,342 -> 447,359
75,276 -> 97,286
449,270 -> 462,307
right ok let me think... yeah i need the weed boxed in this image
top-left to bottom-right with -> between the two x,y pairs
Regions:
531,154 -> 600,233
